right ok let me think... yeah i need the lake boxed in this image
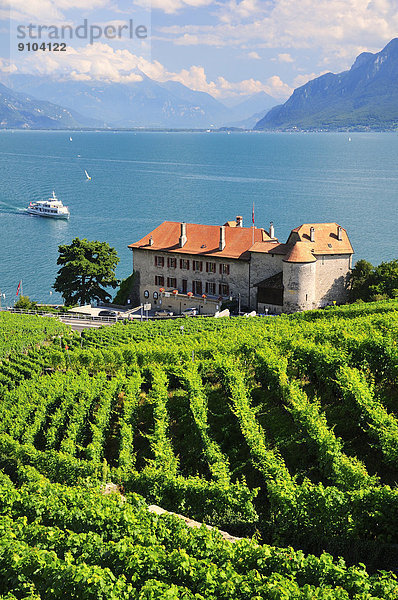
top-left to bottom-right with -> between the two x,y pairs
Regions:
0,130 -> 397,304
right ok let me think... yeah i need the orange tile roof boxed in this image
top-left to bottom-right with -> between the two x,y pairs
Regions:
250,223 -> 353,256
288,223 -> 353,255
128,221 -> 269,260
283,241 -> 317,263
250,241 -> 288,254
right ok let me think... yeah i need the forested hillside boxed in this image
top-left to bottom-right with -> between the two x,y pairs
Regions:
0,303 -> 398,598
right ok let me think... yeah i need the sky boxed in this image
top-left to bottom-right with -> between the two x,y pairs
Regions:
1,0 -> 398,102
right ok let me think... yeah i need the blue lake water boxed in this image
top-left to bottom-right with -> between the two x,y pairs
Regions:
0,130 -> 397,304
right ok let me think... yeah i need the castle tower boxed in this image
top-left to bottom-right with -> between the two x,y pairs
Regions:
282,241 -> 317,312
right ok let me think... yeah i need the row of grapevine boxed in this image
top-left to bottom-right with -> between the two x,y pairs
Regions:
214,357 -> 296,506
253,347 -> 377,490
117,370 -> 143,472
176,364 -> 232,485
0,312 -> 68,359
145,366 -> 179,475
337,366 -> 398,468
0,472 -> 396,599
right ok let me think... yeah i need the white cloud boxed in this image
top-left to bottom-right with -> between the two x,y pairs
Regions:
247,51 -> 261,59
277,52 -> 293,63
172,32 -> 224,46
134,0 -> 213,15
0,57 -> 17,74
265,74 -> 292,97
5,41 -> 291,99
159,0 -> 398,71
293,71 -> 329,88
219,0 -> 265,23
11,43 -> 145,83
4,0 -> 111,24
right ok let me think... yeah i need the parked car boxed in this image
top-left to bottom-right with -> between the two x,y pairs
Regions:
182,308 -> 198,317
98,310 -> 118,318
155,310 -> 174,317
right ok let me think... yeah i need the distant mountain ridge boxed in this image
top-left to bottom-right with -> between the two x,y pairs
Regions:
0,82 -> 100,129
255,38 -> 398,131
5,73 -> 277,129
222,91 -> 277,128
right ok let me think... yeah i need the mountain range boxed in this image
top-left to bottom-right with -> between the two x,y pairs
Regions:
2,73 -> 278,129
255,38 -> 398,131
6,37 -> 398,132
0,82 -> 100,129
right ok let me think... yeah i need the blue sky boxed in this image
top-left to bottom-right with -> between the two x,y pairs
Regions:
1,0 -> 398,101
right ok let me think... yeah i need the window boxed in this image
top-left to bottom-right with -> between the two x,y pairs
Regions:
206,262 -> 216,273
193,280 -> 202,295
167,257 -> 177,268
155,256 -> 164,267
167,277 -> 177,288
180,259 -> 190,270
193,260 -> 203,272
219,283 -> 229,297
205,282 -> 216,295
182,279 -> 187,294
155,275 -> 164,286
219,263 -> 230,275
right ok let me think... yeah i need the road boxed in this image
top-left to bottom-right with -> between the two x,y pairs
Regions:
59,317 -> 118,332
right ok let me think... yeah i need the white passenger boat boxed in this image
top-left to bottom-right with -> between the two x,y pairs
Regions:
27,191 -> 70,220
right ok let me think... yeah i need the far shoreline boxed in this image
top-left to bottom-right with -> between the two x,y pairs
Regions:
0,128 -> 398,134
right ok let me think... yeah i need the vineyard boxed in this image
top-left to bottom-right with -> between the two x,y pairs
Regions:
1,301 -> 398,598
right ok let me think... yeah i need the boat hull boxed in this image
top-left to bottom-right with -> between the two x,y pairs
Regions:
27,208 -> 69,220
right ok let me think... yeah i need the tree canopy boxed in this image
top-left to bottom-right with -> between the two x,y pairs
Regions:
350,258 -> 398,301
53,238 -> 119,306
113,272 -> 135,305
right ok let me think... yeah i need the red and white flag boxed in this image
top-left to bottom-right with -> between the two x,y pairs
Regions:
252,203 -> 255,225
16,280 -> 22,296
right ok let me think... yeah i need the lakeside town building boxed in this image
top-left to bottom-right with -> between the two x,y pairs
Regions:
128,217 -> 354,314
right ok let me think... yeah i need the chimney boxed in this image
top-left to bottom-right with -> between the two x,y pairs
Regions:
236,215 -> 243,228
149,235 -> 154,246
269,221 -> 275,238
310,226 -> 315,243
337,225 -> 343,241
219,225 -> 226,251
179,222 -> 187,248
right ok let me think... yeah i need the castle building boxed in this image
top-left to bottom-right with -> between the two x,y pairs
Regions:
128,217 -> 354,314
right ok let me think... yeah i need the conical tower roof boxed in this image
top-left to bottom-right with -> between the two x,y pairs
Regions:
283,241 -> 316,263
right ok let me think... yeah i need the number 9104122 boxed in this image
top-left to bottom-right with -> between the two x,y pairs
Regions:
18,42 -> 67,51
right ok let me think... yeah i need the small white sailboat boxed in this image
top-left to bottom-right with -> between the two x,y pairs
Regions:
348,137 -> 352,142
84,170 -> 91,181
69,136 -> 72,141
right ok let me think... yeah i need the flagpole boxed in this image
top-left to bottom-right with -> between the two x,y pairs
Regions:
252,202 -> 255,245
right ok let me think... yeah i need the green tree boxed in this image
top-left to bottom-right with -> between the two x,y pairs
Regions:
53,238 -> 119,306
371,259 -> 398,299
14,295 -> 37,310
113,273 -> 135,305
349,259 -> 374,301
350,258 -> 398,302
